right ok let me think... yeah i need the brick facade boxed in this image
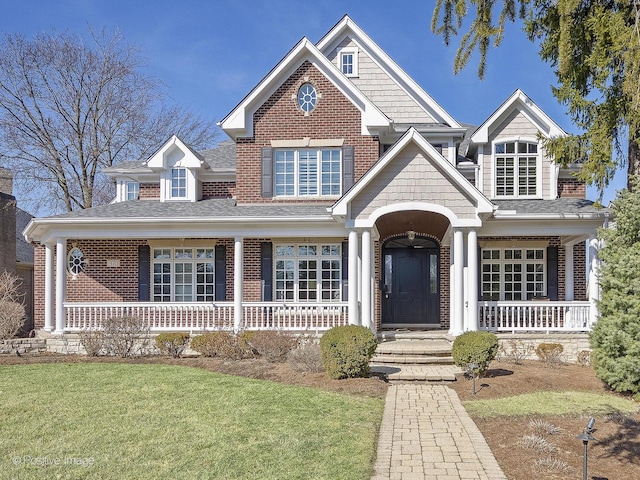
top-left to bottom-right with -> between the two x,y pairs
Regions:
202,181 -> 236,199
235,61 -> 380,204
139,183 -> 160,199
557,177 -> 586,198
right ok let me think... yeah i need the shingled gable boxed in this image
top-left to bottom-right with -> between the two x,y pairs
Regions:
471,89 -> 566,143
145,135 -> 208,170
316,15 -> 461,129
331,127 -> 494,227
219,36 -> 390,139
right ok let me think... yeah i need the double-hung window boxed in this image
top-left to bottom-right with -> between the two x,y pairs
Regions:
481,248 -> 545,301
274,244 -> 342,302
494,141 -> 538,197
125,181 -> 139,201
152,247 -> 215,302
274,149 -> 341,197
171,167 -> 187,198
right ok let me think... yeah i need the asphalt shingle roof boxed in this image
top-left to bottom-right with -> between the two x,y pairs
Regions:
493,198 -> 605,215
49,198 -> 332,220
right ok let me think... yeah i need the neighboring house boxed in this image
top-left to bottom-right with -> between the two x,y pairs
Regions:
24,16 -> 605,336
1,167 -> 34,334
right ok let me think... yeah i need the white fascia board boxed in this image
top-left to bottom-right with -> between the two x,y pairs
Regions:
332,127 -> 494,217
25,216 -> 347,244
316,15 -> 461,128
147,135 -> 203,169
480,218 -> 604,237
102,167 -> 154,179
471,89 -> 566,143
220,37 -> 389,139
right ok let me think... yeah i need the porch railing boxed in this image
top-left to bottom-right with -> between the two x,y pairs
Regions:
64,301 -> 348,332
478,301 -> 592,333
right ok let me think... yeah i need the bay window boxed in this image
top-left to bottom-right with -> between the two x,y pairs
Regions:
274,244 -> 342,302
481,248 -> 545,300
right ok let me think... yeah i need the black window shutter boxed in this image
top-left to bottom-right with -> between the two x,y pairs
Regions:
215,245 -> 226,301
138,245 -> 150,301
342,145 -> 355,192
342,241 -> 348,300
547,246 -> 559,301
261,147 -> 273,198
260,242 -> 273,301
478,246 -> 482,299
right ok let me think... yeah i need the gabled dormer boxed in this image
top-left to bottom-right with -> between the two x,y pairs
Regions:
470,90 -> 566,200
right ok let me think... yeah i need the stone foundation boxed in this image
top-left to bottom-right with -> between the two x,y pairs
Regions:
496,333 -> 591,363
0,337 -> 47,355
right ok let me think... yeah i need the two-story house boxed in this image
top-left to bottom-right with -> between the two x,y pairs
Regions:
24,15 -> 605,336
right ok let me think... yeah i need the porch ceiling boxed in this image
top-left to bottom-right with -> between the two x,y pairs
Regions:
376,210 -> 449,242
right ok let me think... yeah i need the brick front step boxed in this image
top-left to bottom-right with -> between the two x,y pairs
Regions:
370,364 -> 461,382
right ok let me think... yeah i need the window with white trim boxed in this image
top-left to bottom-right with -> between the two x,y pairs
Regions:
274,149 -> 341,197
494,141 -> 539,197
481,248 -> 545,300
171,167 -> 187,198
125,181 -> 139,201
152,247 -> 215,302
274,244 -> 342,302
339,48 -> 358,76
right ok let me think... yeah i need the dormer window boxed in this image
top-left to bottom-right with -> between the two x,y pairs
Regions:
494,140 -> 540,197
171,168 -> 187,198
339,48 -> 358,77
125,181 -> 139,201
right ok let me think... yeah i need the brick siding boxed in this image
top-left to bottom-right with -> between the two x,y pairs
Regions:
139,183 -> 160,199
557,177 -> 586,198
235,61 -> 380,204
202,181 -> 236,199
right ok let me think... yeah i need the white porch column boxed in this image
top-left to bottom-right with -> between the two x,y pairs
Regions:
43,242 -> 54,332
565,244 -> 574,301
588,237 -> 600,327
348,230 -> 359,325
450,228 -> 465,335
361,230 -> 372,330
466,229 -> 478,331
54,238 -> 66,334
233,236 -> 243,332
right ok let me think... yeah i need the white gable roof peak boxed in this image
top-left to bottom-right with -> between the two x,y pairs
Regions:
316,15 -> 461,129
219,36 -> 390,139
147,135 -> 205,170
332,127 -> 494,219
471,89 -> 566,143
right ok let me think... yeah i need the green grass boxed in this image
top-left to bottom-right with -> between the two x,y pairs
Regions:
0,363 -> 383,480
463,391 -> 639,418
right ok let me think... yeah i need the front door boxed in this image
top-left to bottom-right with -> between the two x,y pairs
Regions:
382,237 -> 440,327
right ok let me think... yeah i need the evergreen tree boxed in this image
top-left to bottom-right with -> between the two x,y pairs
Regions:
432,0 -> 640,200
590,177 -> 640,395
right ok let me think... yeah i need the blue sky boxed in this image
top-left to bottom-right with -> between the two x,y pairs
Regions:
3,0 -> 625,206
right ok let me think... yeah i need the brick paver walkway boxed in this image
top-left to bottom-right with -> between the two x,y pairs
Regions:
371,384 -> 507,480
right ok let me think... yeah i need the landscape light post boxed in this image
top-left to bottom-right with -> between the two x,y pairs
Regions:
576,417 -> 596,480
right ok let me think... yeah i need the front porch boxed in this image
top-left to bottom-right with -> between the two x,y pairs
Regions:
56,299 -> 594,334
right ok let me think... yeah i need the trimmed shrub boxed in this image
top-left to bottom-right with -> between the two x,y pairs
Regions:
250,330 -> 299,363
102,315 -> 149,358
535,343 -> 564,365
452,331 -> 499,378
236,331 -> 258,358
498,339 -> 534,365
78,329 -> 106,356
319,325 -> 378,380
155,332 -> 190,358
577,349 -> 591,367
190,332 -> 241,359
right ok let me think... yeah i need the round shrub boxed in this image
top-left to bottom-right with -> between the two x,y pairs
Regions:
190,332 -> 238,358
452,331 -> 499,377
155,332 -> 190,358
319,325 -> 378,380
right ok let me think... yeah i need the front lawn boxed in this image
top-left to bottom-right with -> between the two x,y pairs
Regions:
0,363 -> 383,479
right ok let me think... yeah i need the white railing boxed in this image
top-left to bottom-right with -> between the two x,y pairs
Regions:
478,301 -> 592,333
64,301 -> 348,332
